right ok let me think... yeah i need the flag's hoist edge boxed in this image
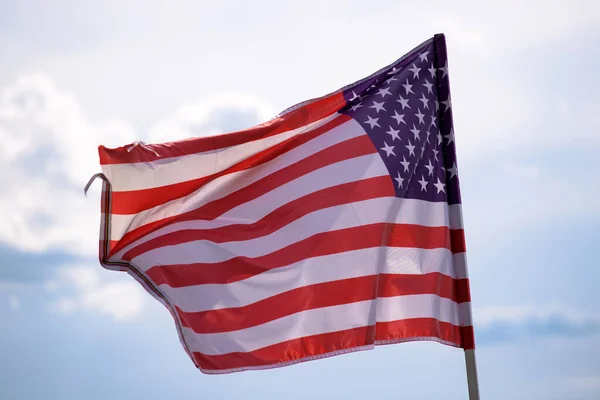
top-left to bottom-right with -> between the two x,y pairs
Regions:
88,33 -> 474,374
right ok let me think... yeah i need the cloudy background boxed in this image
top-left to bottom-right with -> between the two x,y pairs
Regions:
1,1 -> 599,399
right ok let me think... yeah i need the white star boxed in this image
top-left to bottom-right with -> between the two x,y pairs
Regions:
444,128 -> 455,144
400,156 -> 411,172
434,99 -> 439,111
420,144 -> 426,157
432,149 -> 439,161
428,63 -> 436,78
442,95 -> 452,112
433,178 -> 446,194
370,101 -> 387,113
387,66 -> 399,75
419,51 -> 429,62
419,93 -> 430,109
377,87 -> 392,98
425,160 -> 434,176
425,128 -> 431,143
397,96 -> 410,109
385,76 -> 398,84
447,161 -> 458,179
423,80 -> 433,94
391,110 -> 405,125
415,109 -> 426,125
437,132 -> 443,145
364,116 -> 380,129
439,60 -> 449,78
410,124 -> 420,140
349,91 -> 360,102
380,142 -> 395,157
418,175 -> 429,192
430,114 -> 437,127
405,140 -> 416,157
402,79 -> 414,95
394,171 -> 404,189
386,126 -> 401,141
350,103 -> 363,112
409,63 -> 421,79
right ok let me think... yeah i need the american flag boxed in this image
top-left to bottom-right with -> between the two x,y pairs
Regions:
93,34 -> 474,373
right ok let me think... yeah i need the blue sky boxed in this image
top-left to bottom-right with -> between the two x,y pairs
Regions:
1,1 -> 599,399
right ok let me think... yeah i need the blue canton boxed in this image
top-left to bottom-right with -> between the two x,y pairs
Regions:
341,37 -> 461,205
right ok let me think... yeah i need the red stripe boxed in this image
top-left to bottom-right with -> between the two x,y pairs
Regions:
109,114 -> 351,215
459,325 -> 475,350
192,318 -> 468,371
108,240 -> 119,253
110,133 -> 378,256
122,176 -> 394,261
177,273 -> 470,334
375,319 -> 472,347
99,93 -> 347,165
379,274 -> 471,303
146,223 -> 457,287
451,228 -> 467,253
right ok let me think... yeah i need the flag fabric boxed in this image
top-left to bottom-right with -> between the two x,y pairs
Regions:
93,34 -> 474,374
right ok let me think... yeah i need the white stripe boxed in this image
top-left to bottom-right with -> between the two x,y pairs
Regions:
102,113 -> 340,191
453,252 -> 468,280
108,117 -> 367,242
130,195 -> 453,267
184,295 -> 468,355
449,203 -> 464,232
164,247 -> 467,313
458,302 -> 473,327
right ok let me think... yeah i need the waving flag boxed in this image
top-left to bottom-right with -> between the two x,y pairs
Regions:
92,34 -> 474,373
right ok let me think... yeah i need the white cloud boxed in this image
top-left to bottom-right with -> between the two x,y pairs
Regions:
503,161 -> 540,179
471,303 -> 600,346
54,297 -> 77,314
0,74 -> 276,257
0,74 -> 136,255
569,376 -> 600,391
474,304 -> 599,328
460,156 -> 600,248
51,266 -> 146,321
8,295 -> 20,310
474,0 -> 600,48
60,267 -> 99,290
147,92 -> 278,144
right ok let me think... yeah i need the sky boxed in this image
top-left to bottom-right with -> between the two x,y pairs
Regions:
0,0 -> 599,399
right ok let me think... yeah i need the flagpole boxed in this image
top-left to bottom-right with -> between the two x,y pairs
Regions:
464,349 -> 480,400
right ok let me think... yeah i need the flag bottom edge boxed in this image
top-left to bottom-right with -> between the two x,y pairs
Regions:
198,336 -> 463,374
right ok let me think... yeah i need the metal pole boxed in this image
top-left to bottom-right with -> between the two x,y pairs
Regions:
464,349 -> 481,400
